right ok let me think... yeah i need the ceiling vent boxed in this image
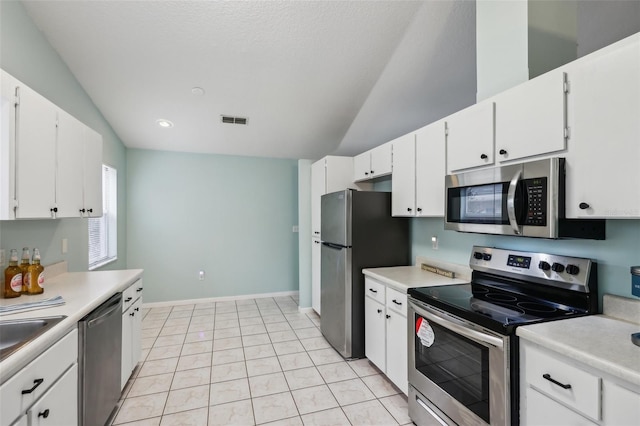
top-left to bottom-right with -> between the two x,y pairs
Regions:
221,115 -> 248,125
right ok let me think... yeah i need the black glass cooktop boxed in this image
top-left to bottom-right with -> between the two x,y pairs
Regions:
409,279 -> 590,335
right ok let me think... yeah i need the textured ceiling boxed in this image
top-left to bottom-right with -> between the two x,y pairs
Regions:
22,0 -> 476,160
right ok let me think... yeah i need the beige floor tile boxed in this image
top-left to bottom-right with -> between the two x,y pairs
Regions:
278,352 -> 314,371
163,317 -> 191,327
213,336 -> 243,351
192,307 -> 215,316
176,353 -> 212,371
293,328 -> 322,339
113,417 -> 161,426
307,348 -> 343,366
241,324 -> 268,336
300,407 -> 350,426
379,394 -> 411,425
142,328 -> 161,339
208,399 -> 254,426
211,347 -> 245,365
244,343 -> 276,360
113,392 -> 168,424
262,416 -> 303,426
187,322 -> 214,333
239,316 -> 264,326
252,392 -> 299,424
242,333 -> 272,347
181,340 -> 213,356
328,378 -> 375,406
261,314 -> 287,324
265,322 -> 292,333
172,304 -> 195,312
163,384 -> 209,415
273,340 -> 305,356
299,337 -> 331,351
213,327 -> 241,339
171,367 -> 211,390
142,319 -> 166,330
347,359 -> 381,377
288,319 -> 315,330
211,360 -> 247,383
283,367 -> 325,391
291,384 -> 338,415
342,399 -> 399,425
153,334 -> 186,348
210,378 -> 251,405
316,362 -> 357,384
141,337 -> 156,350
128,373 -> 173,397
215,304 -> 238,314
249,372 -> 290,397
284,313 -> 307,322
160,407 -> 208,426
159,325 -> 189,336
238,309 -> 262,318
146,344 -> 183,361
138,358 -> 178,378
246,356 -> 282,376
184,330 -> 214,343
361,374 -> 400,398
268,330 -> 297,343
167,310 -> 192,319
215,312 -> 238,321
189,315 -> 214,325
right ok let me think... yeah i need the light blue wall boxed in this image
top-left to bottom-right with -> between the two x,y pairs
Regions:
0,0 -> 128,271
411,218 -> 640,306
126,149 -> 299,303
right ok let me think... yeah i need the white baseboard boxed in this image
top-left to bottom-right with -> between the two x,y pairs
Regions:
297,306 -> 316,315
142,290 -> 299,309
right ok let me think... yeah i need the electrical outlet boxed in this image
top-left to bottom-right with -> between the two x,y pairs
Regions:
0,249 -> 5,266
292,225 -> 299,233
431,236 -> 439,250
199,270 -> 205,281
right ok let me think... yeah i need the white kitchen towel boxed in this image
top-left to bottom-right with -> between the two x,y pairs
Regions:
0,296 -> 65,316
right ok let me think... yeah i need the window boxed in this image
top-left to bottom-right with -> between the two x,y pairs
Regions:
88,165 -> 117,270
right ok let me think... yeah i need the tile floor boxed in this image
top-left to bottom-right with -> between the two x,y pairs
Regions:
110,296 -> 412,426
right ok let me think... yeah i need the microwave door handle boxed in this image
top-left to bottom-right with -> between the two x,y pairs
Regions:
507,169 -> 522,235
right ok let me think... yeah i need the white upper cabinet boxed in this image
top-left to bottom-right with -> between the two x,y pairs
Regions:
392,121 -> 446,217
353,141 -> 392,182
565,34 -> 640,218
494,69 -> 567,163
0,69 -> 103,220
445,100 -> 495,173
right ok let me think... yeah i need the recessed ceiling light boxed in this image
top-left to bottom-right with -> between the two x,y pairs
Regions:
191,87 -> 205,96
156,119 -> 174,128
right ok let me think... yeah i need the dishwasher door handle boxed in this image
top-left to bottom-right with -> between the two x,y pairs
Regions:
87,298 -> 121,328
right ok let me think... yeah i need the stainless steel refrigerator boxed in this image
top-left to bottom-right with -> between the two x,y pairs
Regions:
320,189 -> 409,359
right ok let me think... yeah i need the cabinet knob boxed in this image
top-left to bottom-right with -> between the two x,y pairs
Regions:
87,208 -> 93,213
480,154 -> 488,160
135,307 -> 140,312
364,171 -> 369,176
407,208 -> 412,212
50,207 -> 58,213
38,409 -> 50,418
370,170 -> 374,174
377,309 -> 382,314
130,312 -> 135,317
579,202 -> 590,210
79,208 -> 86,213
499,149 -> 508,155
417,208 -> 422,212
125,297 -> 132,302
137,287 -> 143,292
385,314 -> 391,319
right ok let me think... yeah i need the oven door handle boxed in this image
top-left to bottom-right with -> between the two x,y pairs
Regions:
412,302 -> 504,350
415,395 -> 450,426
507,169 -> 523,235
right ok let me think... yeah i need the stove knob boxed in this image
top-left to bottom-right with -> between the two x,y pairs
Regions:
482,253 -> 492,261
538,261 -> 551,271
551,262 -> 565,273
474,252 -> 484,260
566,264 -> 580,275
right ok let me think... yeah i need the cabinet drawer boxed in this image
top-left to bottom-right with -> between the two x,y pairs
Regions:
122,284 -> 136,311
386,287 -> 407,316
29,364 -> 78,426
133,279 -> 144,304
0,328 -> 78,426
525,386 -> 597,425
364,278 -> 385,304
523,344 -> 600,421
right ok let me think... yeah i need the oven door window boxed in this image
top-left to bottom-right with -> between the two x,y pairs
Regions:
447,183 -> 509,225
414,315 -> 490,423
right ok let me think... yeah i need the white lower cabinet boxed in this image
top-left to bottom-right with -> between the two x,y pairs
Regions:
121,279 -> 144,390
0,328 -> 78,426
520,339 -> 640,425
364,277 -> 408,394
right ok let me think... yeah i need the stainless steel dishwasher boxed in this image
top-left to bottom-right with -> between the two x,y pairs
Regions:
78,292 -> 122,426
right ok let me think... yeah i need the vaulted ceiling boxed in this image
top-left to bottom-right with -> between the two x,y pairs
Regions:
22,0 -> 477,160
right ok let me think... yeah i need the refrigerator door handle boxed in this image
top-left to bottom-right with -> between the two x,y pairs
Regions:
322,242 -> 346,250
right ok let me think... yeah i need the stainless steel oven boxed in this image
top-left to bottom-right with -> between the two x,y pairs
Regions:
407,246 -> 598,426
444,157 -> 605,239
408,299 -> 511,426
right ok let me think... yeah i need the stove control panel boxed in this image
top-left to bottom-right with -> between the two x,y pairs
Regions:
470,246 -> 594,292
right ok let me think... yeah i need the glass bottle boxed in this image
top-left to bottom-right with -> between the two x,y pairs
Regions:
20,247 -> 30,294
26,248 -> 44,295
3,249 -> 22,298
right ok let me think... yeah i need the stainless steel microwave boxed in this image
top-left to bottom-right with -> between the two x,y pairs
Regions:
444,158 -> 605,239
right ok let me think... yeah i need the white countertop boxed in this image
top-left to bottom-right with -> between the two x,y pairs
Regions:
363,259 -> 471,294
516,294 -> 640,387
0,269 -> 143,383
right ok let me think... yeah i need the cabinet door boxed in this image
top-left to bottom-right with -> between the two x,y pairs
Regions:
83,127 -> 103,217
602,381 -> 640,425
311,159 -> 325,237
121,308 -> 133,390
391,134 -> 415,216
415,121 -> 446,217
364,296 -> 386,372
131,298 -> 143,371
55,110 -> 84,218
14,83 -> 57,219
353,152 -> 371,181
494,70 -> 566,163
566,37 -> 640,218
1,71 -> 18,220
446,101 -> 494,173
385,310 -> 407,395
311,238 -> 321,315
325,156 -> 357,193
28,364 -> 78,426
523,387 -> 596,426
370,142 -> 392,178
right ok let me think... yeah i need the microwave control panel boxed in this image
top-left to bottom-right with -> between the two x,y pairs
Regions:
523,177 -> 547,226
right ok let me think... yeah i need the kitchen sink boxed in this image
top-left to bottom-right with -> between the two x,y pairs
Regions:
0,316 -> 67,361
